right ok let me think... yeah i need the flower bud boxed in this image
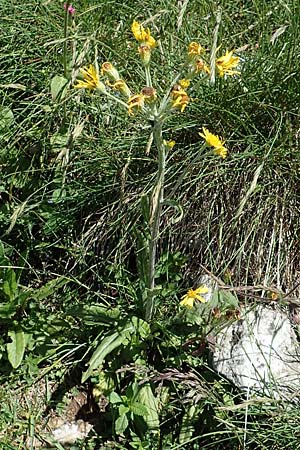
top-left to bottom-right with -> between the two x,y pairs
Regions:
101,62 -> 120,81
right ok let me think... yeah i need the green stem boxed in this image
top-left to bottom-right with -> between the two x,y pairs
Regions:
209,9 -> 222,85
145,119 -> 165,321
63,2 -> 69,78
144,65 -> 152,88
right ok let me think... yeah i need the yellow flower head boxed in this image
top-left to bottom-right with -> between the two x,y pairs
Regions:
180,286 -> 209,308
199,127 -> 228,159
179,78 -> 191,89
131,21 -> 156,48
74,64 -> 106,92
171,85 -> 190,113
101,62 -> 120,81
128,94 -> 145,115
188,42 -> 204,58
163,139 -> 176,149
216,50 -> 240,77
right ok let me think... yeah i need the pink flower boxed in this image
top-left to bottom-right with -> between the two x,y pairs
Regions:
64,3 -> 75,14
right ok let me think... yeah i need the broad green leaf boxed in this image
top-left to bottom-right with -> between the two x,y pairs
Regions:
115,413 -> 129,435
131,316 -> 151,339
0,106 -> 14,130
212,289 -> 239,310
130,402 -> 148,417
2,269 -> 17,301
68,304 -> 120,326
179,405 -> 196,444
109,391 -> 122,404
135,384 -> 159,430
82,322 -> 134,382
0,302 -> 17,319
50,75 -> 68,101
118,404 -> 130,416
7,326 -> 26,368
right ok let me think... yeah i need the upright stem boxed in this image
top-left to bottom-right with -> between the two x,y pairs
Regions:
209,9 -> 221,85
145,119 -> 165,321
63,2 -> 69,79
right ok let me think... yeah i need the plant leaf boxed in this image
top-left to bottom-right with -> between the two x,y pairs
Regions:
115,413 -> 129,435
7,326 -> 26,368
82,321 -> 135,382
0,106 -> 14,130
51,75 -> 68,101
135,384 -> 159,430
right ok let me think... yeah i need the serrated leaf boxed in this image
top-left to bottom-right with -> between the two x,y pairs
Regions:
135,384 -> 159,430
7,326 -> 26,368
115,413 -> 129,435
0,107 -> 14,130
51,75 -> 68,101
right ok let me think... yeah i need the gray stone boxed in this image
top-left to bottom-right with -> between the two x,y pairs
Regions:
213,305 -> 300,398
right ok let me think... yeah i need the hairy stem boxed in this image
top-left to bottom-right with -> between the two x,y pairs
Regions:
145,119 -> 165,321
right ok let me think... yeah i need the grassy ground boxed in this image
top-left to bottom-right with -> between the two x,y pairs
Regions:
0,0 -> 300,448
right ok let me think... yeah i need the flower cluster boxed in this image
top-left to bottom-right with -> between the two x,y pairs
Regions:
73,21 -> 237,158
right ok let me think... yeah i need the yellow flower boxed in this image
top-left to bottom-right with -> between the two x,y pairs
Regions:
74,64 -> 106,92
163,139 -> 176,149
180,286 -> 209,308
188,42 -> 204,58
216,50 -> 240,77
171,85 -> 190,113
128,94 -> 145,115
131,21 -> 156,48
101,62 -> 120,81
179,78 -> 191,89
199,127 -> 228,159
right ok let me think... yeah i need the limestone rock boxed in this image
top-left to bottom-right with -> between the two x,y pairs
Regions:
213,305 -> 300,397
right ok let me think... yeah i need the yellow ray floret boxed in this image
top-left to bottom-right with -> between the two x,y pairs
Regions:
74,64 -> 105,92
171,86 -> 190,113
131,21 -> 156,48
216,50 -> 240,77
180,286 -> 209,308
199,127 -> 228,159
128,94 -> 145,115
188,42 -> 204,58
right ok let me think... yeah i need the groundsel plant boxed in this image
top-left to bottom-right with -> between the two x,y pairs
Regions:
74,20 -> 239,321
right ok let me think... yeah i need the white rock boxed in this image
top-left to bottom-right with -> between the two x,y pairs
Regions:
52,420 -> 93,444
213,305 -> 300,397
